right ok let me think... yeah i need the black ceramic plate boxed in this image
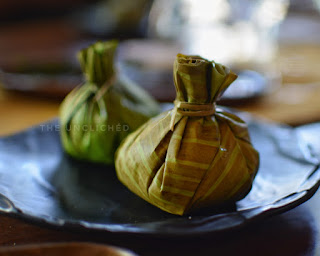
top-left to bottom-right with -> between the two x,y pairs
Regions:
0,115 -> 320,237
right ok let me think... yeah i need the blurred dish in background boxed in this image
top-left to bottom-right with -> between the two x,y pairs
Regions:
0,69 -> 81,98
121,62 -> 280,105
0,39 -> 280,105
220,70 -> 280,105
119,40 -> 281,105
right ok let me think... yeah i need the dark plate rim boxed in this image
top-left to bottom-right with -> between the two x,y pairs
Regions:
0,177 -> 319,238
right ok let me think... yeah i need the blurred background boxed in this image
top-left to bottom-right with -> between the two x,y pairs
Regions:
1,0 -> 320,134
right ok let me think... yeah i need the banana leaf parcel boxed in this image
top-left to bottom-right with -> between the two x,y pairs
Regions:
115,54 -> 259,215
60,41 -> 160,165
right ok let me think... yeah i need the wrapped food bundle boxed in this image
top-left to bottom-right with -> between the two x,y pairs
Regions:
115,54 -> 259,215
60,40 -> 160,165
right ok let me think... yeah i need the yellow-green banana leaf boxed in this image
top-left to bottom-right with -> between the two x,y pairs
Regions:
60,40 -> 160,165
115,54 -> 259,215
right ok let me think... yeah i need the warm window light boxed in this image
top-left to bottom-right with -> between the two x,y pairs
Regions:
182,0 -> 230,24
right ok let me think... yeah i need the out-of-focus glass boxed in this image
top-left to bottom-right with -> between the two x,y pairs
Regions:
313,0 -> 320,11
149,0 -> 289,67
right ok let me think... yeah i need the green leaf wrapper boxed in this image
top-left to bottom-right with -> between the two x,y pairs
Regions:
115,54 -> 259,215
60,40 -> 160,165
